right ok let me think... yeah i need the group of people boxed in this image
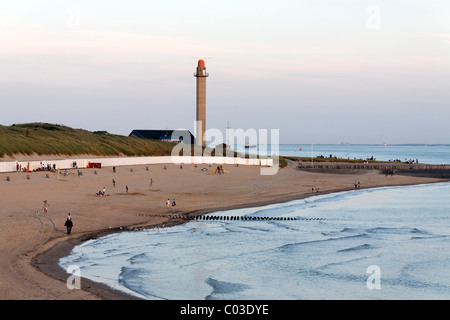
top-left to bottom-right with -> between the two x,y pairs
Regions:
16,162 -> 59,173
316,154 -> 338,159
34,163 -> 58,172
96,186 -> 110,196
15,163 -> 26,172
166,198 -> 176,209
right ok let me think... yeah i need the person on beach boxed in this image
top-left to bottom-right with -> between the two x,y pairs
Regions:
67,213 -> 72,220
126,185 -> 128,193
43,200 -> 49,214
172,199 -> 176,210
166,199 -> 170,208
64,217 -> 73,234
112,179 -> 116,187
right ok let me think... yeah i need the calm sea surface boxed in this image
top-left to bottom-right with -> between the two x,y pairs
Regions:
234,144 -> 450,165
60,182 -> 450,300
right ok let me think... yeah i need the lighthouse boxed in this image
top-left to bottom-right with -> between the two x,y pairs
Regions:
194,59 -> 208,147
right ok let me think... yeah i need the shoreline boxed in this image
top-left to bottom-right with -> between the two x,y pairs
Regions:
34,187 -> 340,301
2,159 -> 450,300
34,179 -> 450,301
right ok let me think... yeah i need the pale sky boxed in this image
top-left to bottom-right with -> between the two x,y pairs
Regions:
1,0 -> 449,144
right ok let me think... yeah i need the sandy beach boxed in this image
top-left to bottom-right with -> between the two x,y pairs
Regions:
0,158 -> 448,300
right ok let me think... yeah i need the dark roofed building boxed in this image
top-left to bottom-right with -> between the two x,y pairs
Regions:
129,129 -> 195,144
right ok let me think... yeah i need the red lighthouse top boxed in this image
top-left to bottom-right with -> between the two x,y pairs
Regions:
198,59 -> 205,67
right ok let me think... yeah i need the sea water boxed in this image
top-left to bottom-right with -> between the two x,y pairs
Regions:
234,144 -> 450,165
59,182 -> 450,300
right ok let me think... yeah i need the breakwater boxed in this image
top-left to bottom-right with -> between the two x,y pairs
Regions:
297,163 -> 450,170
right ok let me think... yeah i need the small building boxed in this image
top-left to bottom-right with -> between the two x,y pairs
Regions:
129,129 -> 195,144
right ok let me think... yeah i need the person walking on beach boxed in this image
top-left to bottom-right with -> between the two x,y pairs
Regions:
43,200 -> 49,214
64,217 -> 73,234
126,185 -> 128,193
172,199 -> 176,210
166,199 -> 170,208
112,179 -> 116,187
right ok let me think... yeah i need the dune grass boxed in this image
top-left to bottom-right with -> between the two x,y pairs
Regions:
0,123 -> 176,158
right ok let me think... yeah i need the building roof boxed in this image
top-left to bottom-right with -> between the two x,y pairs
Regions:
129,129 -> 195,144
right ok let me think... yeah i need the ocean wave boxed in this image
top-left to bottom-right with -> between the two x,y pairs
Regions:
268,221 -> 303,232
410,234 -> 447,240
127,252 -> 147,265
233,225 -> 271,232
119,266 -> 166,300
340,227 -> 364,233
278,232 -> 370,252
119,265 -> 142,280
337,244 -> 373,252
366,227 -> 427,235
205,277 -> 250,300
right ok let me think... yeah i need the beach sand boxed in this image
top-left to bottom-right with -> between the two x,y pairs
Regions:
0,159 -> 448,300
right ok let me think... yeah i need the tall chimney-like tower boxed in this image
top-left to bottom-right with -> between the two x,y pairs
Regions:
194,59 -> 208,147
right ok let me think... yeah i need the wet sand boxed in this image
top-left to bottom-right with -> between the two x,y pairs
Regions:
0,159 -> 448,300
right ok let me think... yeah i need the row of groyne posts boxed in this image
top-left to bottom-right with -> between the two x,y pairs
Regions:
157,214 -> 326,222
